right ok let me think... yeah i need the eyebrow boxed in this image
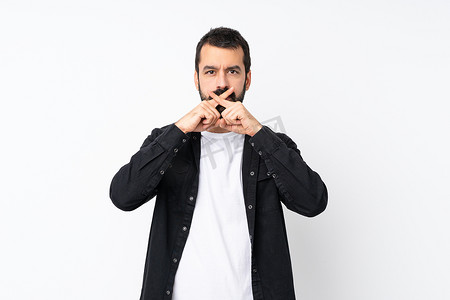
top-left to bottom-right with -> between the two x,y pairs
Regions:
227,65 -> 242,72
202,65 -> 242,72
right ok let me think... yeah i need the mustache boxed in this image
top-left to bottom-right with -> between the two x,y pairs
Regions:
207,88 -> 237,101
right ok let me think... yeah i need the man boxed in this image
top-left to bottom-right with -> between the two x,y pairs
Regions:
109,27 -> 328,300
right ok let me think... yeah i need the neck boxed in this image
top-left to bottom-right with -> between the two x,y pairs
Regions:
205,126 -> 230,133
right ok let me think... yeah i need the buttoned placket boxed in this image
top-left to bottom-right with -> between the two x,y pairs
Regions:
246,137 -> 264,300
163,132 -> 264,299
163,133 -> 195,298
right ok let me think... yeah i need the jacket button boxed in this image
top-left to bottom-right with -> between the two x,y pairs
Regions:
160,170 -> 164,175
250,171 -> 254,176
253,268 -> 257,273
248,205 -> 253,210
174,148 -> 178,153
173,258 -> 178,263
182,226 -> 188,231
189,196 -> 194,201
182,139 -> 186,143
258,151 -> 262,156
266,172 -> 270,176
272,173 -> 276,178
166,290 -> 171,295
251,142 -> 254,146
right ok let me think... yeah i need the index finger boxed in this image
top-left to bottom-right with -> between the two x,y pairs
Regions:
205,98 -> 220,106
210,86 -> 234,100
218,86 -> 234,99
208,88 -> 234,108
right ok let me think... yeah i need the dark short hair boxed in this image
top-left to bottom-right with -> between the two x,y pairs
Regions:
195,27 -> 251,74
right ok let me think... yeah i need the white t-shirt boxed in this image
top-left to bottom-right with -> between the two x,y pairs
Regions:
172,130 -> 253,300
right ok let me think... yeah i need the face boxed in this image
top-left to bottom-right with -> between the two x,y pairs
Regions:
195,44 -> 251,104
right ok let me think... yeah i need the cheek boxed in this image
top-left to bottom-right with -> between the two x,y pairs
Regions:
199,79 -> 215,92
232,77 -> 246,88
231,81 -> 246,94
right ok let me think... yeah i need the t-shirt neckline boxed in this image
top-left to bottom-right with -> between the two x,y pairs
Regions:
201,130 -> 242,139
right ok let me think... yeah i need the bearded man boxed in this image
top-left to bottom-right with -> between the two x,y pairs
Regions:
110,27 -> 328,300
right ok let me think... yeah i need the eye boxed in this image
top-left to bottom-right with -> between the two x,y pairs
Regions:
205,70 -> 215,75
229,70 -> 239,74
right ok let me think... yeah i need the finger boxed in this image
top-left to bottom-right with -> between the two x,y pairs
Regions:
201,108 -> 217,125
221,100 -> 242,116
205,115 -> 225,130
218,86 -> 234,99
207,87 -> 234,108
204,99 -> 221,119
221,107 -> 238,124
222,112 -> 241,125
197,105 -> 214,123
222,103 -> 246,124
205,98 -> 223,115
224,118 -> 241,125
228,112 -> 242,124
202,107 -> 220,128
208,86 -> 234,100
208,91 -> 228,109
218,119 -> 245,133
200,103 -> 220,125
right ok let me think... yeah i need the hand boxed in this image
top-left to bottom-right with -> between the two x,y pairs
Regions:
207,90 -> 263,137
174,88 -> 236,133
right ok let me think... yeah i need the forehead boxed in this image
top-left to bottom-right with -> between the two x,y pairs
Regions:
198,44 -> 245,68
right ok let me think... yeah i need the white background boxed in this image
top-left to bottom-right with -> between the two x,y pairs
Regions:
1,0 -> 449,299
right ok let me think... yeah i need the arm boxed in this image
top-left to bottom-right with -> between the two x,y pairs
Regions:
248,125 -> 328,217
109,123 -> 189,211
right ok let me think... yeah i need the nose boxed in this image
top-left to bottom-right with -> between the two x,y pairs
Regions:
216,70 -> 229,89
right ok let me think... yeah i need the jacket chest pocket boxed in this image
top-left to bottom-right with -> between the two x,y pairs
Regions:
168,157 -> 190,174
161,157 -> 191,205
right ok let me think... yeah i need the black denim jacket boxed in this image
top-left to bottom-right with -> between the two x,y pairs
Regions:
109,123 -> 328,300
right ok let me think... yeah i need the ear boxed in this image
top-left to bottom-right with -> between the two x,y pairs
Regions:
194,70 -> 199,91
245,70 -> 252,91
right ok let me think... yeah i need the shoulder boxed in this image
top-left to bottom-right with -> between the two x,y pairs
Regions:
273,130 -> 301,155
275,131 -> 290,142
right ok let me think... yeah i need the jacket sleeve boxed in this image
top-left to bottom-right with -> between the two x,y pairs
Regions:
109,123 -> 189,211
248,125 -> 328,217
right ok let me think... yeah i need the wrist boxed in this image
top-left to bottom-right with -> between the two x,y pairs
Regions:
174,122 -> 188,134
250,124 -> 263,137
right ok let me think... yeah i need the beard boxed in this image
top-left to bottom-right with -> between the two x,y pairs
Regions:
199,83 -> 246,116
